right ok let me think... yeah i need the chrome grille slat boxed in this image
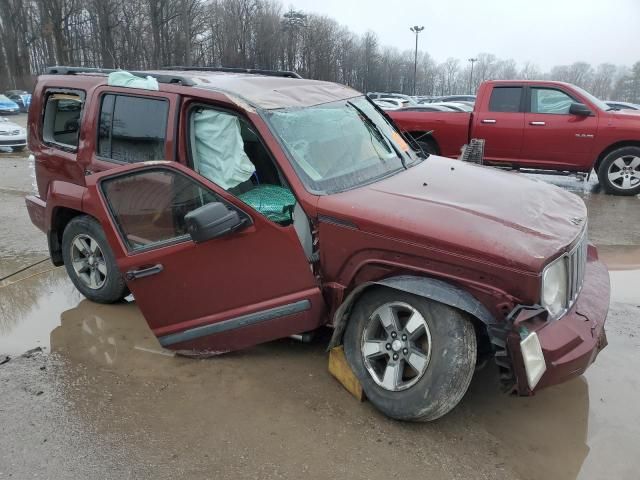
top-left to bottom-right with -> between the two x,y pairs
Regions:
565,229 -> 587,309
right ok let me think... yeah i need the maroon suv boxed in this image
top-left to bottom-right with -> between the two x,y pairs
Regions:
25,67 -> 609,421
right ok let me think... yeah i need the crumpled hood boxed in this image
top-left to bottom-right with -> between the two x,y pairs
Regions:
317,156 -> 587,273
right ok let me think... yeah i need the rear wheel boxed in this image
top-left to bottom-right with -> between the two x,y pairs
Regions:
597,146 -> 640,196
61,215 -> 127,303
344,287 -> 477,421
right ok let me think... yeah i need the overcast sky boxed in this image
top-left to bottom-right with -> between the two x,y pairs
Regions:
287,0 -> 640,69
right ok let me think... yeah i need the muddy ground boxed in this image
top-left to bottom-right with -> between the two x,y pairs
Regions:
1,113 -> 639,479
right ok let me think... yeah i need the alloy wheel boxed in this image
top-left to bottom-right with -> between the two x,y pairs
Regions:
607,155 -> 640,190
70,233 -> 108,290
360,301 -> 432,391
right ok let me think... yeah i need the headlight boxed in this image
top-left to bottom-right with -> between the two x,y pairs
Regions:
541,257 -> 568,319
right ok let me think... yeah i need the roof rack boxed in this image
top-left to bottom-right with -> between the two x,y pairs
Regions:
163,66 -> 302,79
45,66 -> 197,86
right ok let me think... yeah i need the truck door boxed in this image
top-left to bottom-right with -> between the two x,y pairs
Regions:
522,86 -> 598,171
83,162 -> 326,354
472,85 -> 525,163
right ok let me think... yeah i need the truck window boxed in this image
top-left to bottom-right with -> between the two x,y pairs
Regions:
42,91 -> 84,149
530,88 -> 574,115
98,94 -> 168,163
488,87 -> 522,113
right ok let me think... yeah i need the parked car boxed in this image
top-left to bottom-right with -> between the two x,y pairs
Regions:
367,92 -> 418,105
25,67 -> 608,421
389,80 -> 640,195
4,90 -> 31,112
605,101 -> 640,111
420,95 -> 476,104
0,117 -> 27,151
401,105 -> 454,113
0,94 -> 20,114
430,102 -> 474,112
437,95 -> 476,103
374,98 -> 409,109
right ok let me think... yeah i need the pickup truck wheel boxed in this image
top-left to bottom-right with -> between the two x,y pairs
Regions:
61,215 -> 127,304
597,147 -> 640,195
344,287 -> 477,421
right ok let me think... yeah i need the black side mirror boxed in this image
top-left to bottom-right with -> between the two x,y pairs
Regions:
569,102 -> 592,116
185,202 -> 246,243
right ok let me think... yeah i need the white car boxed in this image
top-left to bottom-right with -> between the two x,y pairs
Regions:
373,98 -> 410,110
0,117 -> 27,152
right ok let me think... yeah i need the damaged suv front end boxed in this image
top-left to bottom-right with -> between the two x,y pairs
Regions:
510,227 -> 609,394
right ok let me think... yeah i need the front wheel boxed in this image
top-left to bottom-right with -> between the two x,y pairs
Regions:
61,215 -> 128,303
597,147 -> 640,195
344,287 -> 477,421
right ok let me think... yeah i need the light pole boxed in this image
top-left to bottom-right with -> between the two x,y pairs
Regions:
410,25 -> 424,96
468,57 -> 478,95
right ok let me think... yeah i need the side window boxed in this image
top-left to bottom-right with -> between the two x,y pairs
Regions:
488,87 -> 523,113
42,90 -> 84,149
98,94 -> 168,163
189,106 -> 294,225
530,88 -> 574,115
101,169 -> 222,251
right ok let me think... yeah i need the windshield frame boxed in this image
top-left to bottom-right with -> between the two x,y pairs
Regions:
260,95 -> 424,195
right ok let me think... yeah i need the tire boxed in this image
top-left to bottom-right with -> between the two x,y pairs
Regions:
597,146 -> 640,196
61,215 -> 128,303
344,287 -> 477,421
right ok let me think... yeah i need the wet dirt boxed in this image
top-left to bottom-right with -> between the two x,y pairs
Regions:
1,143 -> 639,478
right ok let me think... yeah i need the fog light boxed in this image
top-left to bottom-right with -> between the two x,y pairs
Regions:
520,332 -> 546,390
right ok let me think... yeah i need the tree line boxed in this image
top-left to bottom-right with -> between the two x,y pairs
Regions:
1,0 -> 639,102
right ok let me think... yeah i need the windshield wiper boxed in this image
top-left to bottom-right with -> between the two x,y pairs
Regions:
347,100 -> 407,169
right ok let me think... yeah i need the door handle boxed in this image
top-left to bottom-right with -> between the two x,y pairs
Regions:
529,121 -> 546,126
125,264 -> 164,280
481,119 -> 497,124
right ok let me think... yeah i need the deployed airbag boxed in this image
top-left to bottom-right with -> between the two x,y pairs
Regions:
238,185 -> 295,223
107,71 -> 159,91
192,110 -> 256,190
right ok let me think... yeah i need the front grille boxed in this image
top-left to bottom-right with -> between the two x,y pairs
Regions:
566,229 -> 588,308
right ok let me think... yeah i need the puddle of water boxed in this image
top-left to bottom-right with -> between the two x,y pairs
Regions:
598,245 -> 640,304
0,266 -> 82,355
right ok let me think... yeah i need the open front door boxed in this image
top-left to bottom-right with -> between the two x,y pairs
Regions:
84,162 -> 326,354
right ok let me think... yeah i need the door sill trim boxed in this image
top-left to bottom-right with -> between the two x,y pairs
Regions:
158,300 -> 311,347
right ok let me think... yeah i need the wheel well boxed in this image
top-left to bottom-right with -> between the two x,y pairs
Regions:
329,277 -> 498,348
49,207 -> 86,266
594,140 -> 640,173
407,131 -> 440,154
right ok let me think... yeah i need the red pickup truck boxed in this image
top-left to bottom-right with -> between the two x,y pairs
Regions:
389,80 -> 640,195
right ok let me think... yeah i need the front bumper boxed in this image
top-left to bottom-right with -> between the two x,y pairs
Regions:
0,135 -> 27,148
510,245 -> 609,394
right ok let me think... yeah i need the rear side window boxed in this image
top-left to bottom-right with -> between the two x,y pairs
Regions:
98,94 -> 168,163
42,90 -> 84,149
488,87 -> 522,113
